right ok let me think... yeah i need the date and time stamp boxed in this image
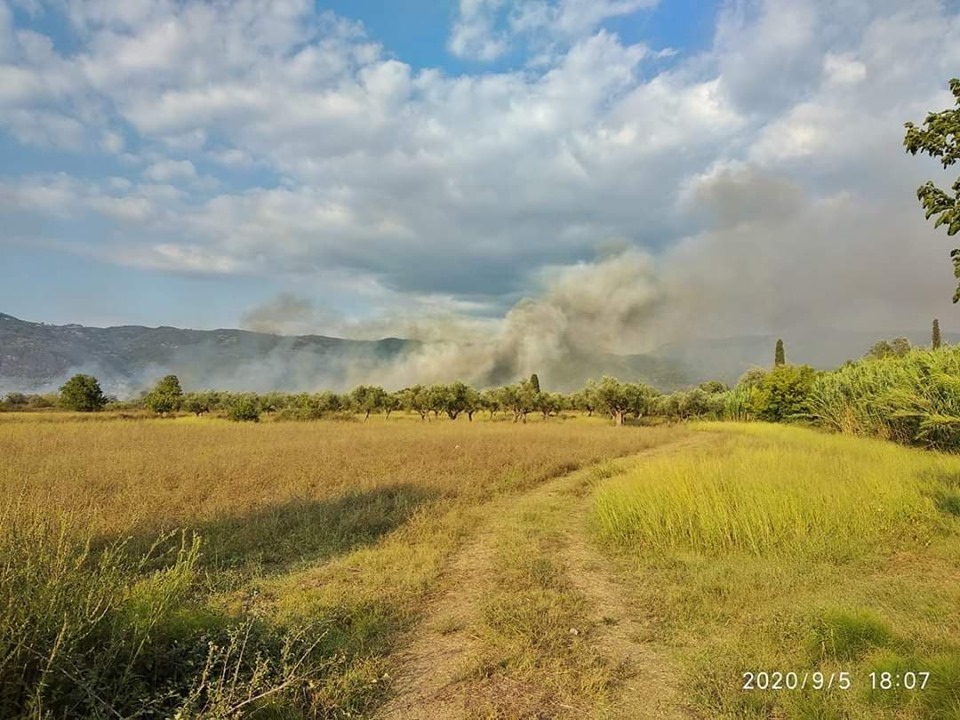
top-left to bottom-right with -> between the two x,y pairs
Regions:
742,670 -> 932,692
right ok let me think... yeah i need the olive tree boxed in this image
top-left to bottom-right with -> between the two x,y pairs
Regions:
480,389 -> 501,419
591,377 -> 657,426
400,385 -> 432,420
350,385 -> 387,421
145,374 -> 183,415
498,380 -> 538,423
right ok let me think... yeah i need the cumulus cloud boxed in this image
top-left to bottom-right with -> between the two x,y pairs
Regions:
448,0 -> 659,62
143,159 -> 196,183
448,0 -> 509,61
1,0 -> 960,368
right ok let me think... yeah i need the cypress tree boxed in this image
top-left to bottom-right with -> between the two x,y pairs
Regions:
529,373 -> 541,394
774,338 -> 785,367
933,318 -> 942,349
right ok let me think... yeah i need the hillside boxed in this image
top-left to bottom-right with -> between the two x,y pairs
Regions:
0,313 -> 412,396
1,312 -> 950,396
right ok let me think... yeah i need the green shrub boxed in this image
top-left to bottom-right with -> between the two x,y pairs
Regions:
145,374 -> 184,415
58,374 -> 106,412
748,365 -> 816,422
226,396 -> 261,422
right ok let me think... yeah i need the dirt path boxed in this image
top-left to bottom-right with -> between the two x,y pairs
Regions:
375,530 -> 498,719
555,506 -> 686,719
376,433 -> 717,719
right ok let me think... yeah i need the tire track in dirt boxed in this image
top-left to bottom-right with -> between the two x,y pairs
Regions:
555,511 -> 687,719
376,432 -> 718,720
375,528 -> 498,719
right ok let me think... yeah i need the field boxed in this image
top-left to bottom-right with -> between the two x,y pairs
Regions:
2,414 -> 960,718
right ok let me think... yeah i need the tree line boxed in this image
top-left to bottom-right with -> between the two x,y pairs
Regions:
2,371 -> 741,425
1,326 -> 953,446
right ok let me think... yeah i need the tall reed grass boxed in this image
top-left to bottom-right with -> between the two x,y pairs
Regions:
806,346 -> 960,450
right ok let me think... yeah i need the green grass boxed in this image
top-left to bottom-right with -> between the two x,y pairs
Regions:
591,423 -> 960,719
593,423 -> 949,560
808,609 -> 896,661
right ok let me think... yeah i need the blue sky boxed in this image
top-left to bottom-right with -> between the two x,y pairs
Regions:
1,0 -> 959,346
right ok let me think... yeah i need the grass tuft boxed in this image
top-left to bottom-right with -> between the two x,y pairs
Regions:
808,609 -> 895,661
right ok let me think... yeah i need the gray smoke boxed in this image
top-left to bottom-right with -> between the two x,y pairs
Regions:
240,248 -> 665,391
233,162 -> 960,393
651,166 -> 959,340
15,163 -> 957,398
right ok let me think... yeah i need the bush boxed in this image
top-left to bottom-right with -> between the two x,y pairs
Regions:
226,396 -> 261,422
749,365 -> 816,422
59,374 -> 106,412
0,514 -> 324,717
145,375 -> 184,415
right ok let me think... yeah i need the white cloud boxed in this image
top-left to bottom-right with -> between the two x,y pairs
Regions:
511,0 -> 657,40
822,52 -> 866,85
448,0 -> 508,61
87,194 -> 154,222
1,108 -> 86,147
143,159 -> 197,183
448,0 -> 658,62
0,0 -> 959,343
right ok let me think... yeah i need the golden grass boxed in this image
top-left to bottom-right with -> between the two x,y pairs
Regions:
0,412 -> 686,717
0,413 -> 671,541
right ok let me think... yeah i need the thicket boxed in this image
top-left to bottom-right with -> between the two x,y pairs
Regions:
807,345 -> 960,450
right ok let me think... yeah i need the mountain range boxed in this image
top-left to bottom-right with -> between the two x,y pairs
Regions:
0,312 -> 952,397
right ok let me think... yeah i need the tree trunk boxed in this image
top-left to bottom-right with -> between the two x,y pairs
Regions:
364,409 -> 370,421
615,410 -> 624,426
467,411 -> 474,421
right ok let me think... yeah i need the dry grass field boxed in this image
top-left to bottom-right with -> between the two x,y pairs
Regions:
0,412 -> 685,718
2,415 -> 960,718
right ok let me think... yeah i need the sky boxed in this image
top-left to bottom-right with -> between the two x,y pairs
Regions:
1,0 -> 960,349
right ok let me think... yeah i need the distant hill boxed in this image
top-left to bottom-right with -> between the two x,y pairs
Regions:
1,312 -> 951,396
0,312 -> 696,396
0,313 -> 414,396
